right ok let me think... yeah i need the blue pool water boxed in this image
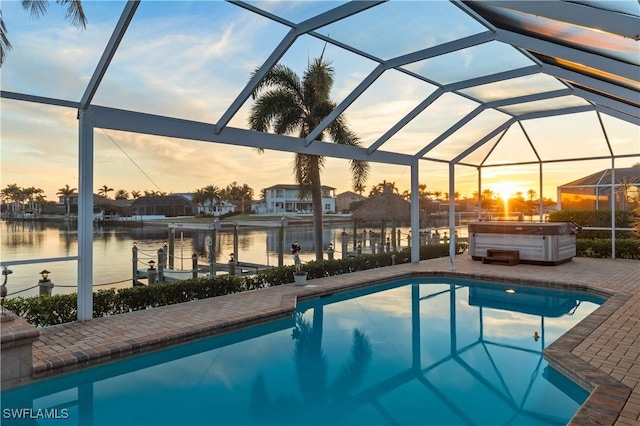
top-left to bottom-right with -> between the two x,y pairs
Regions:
1,277 -> 604,426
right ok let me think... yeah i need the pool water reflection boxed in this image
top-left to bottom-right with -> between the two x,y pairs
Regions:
1,277 -> 604,425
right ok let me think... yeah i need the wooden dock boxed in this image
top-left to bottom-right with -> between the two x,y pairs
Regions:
136,261 -> 274,283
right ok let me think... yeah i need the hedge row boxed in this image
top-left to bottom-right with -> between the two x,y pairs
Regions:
5,243 -> 465,327
576,238 -> 640,260
549,210 -> 634,238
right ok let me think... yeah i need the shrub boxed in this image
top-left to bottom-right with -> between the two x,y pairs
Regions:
576,238 -> 640,259
549,210 -> 634,238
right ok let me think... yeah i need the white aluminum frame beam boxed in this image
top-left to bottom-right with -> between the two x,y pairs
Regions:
480,0 -> 640,41
90,105 -> 413,165
1,91 -> 79,109
79,1 -> 139,110
497,29 -> 639,83
410,158 -> 420,263
215,1 -> 384,134
304,31 -> 495,145
77,109 -> 94,322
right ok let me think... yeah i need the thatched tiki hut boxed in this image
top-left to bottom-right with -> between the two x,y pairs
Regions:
352,186 -> 411,250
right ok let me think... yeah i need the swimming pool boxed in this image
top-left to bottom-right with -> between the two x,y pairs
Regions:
1,277 -> 604,425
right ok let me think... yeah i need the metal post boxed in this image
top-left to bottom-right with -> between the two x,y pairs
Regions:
77,109 -> 94,322
229,253 -> 236,276
163,241 -> 168,269
157,249 -> 164,284
148,261 -> 157,285
132,243 -> 138,286
38,277 -> 54,297
233,223 -> 239,264
192,253 -> 198,280
449,163 -> 456,271
168,228 -> 175,269
278,219 -> 284,267
341,229 -> 348,259
209,219 -> 219,277
208,237 -> 215,277
410,158 -> 420,263
352,220 -> 358,250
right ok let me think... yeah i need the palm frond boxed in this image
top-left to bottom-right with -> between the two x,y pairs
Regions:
22,0 -> 48,20
250,63 -> 302,100
0,12 -> 12,66
58,0 -> 87,29
303,57 -> 334,108
248,89 -> 300,133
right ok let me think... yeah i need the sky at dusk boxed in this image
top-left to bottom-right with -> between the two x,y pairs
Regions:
1,0 -> 638,203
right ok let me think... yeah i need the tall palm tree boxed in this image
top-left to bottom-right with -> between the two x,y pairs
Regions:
203,185 -> 220,215
1,183 -> 20,214
98,184 -> 113,199
249,56 -> 369,260
1,0 -> 87,66
56,184 -> 76,216
240,183 -> 254,214
191,188 -> 207,215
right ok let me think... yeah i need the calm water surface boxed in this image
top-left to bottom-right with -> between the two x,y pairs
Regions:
1,220 -> 415,298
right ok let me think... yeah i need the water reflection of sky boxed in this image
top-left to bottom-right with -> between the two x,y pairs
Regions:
2,278 -> 602,426
3,221 -> 404,297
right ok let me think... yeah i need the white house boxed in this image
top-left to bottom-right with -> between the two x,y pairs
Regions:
174,193 -> 236,216
259,184 -> 336,215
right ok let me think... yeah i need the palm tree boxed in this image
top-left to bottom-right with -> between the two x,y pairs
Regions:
249,309 -> 372,424
249,55 -> 369,260
368,180 -> 398,197
1,183 -> 20,215
98,184 -> 113,199
130,190 -> 141,199
240,183 -> 254,214
203,185 -> 220,215
56,184 -> 77,216
191,188 -> 207,215
1,0 -> 87,66
114,189 -> 129,200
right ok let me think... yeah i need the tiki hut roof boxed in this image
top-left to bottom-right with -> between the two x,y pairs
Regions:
352,188 -> 411,222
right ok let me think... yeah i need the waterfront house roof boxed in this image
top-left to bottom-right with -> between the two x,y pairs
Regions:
559,167 -> 640,187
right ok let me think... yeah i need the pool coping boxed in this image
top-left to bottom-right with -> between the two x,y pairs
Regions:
2,257 -> 638,425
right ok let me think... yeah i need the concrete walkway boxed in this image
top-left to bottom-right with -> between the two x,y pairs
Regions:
5,256 -> 640,425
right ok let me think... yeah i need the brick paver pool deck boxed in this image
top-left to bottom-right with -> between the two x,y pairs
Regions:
2,256 -> 639,425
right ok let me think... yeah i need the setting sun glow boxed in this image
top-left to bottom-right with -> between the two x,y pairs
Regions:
493,183 -> 522,200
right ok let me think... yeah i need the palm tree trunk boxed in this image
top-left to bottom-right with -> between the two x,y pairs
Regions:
311,166 -> 324,261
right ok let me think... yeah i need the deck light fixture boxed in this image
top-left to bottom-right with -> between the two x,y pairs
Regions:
505,289 -> 516,294
38,270 -> 54,296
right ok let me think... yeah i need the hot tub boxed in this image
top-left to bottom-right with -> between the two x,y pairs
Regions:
468,221 -> 581,265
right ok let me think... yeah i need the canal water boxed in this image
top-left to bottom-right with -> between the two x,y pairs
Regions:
1,220 -> 418,299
